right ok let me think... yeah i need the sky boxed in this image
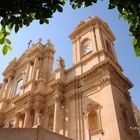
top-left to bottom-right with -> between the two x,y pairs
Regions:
0,1 -> 140,109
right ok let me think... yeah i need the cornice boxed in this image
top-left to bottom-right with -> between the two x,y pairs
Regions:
69,16 -> 98,39
65,49 -> 122,78
65,49 -> 104,74
65,59 -> 132,90
65,60 -> 107,86
3,58 -> 17,76
5,106 -> 16,115
95,20 -> 115,41
51,79 -> 65,88
26,44 -> 44,57
66,77 -> 111,100
11,91 -> 30,104
3,41 -> 55,78
69,16 -> 115,41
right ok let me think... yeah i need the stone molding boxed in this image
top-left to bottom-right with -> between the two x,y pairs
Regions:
0,98 -> 9,103
69,16 -> 115,41
65,59 -> 132,90
97,77 -> 111,89
11,91 -> 30,104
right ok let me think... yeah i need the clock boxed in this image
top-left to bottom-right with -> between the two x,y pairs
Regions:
83,45 -> 91,55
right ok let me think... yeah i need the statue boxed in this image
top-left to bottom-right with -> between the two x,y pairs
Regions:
57,57 -> 65,69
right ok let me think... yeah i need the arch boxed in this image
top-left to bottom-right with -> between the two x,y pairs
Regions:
86,103 -> 101,133
88,110 -> 99,132
15,79 -> 23,96
81,38 -> 91,46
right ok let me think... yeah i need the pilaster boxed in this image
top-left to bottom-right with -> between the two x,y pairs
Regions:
23,106 -> 33,128
14,112 -> 21,128
53,83 -> 65,135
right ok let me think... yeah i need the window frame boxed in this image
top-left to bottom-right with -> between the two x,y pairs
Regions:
81,38 -> 92,57
14,79 -> 23,96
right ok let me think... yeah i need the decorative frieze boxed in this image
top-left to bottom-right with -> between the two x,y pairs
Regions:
97,77 -> 111,89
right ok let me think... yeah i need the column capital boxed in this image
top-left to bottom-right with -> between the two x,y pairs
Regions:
33,103 -> 44,113
24,106 -> 33,113
15,112 -> 22,118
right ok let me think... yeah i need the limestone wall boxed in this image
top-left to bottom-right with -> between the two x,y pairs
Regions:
0,126 -> 72,140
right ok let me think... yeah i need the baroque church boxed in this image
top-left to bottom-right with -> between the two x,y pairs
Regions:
0,16 -> 139,140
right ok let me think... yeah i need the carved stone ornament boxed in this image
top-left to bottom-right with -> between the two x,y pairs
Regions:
38,38 -> 42,43
98,77 -> 111,89
57,57 -> 65,69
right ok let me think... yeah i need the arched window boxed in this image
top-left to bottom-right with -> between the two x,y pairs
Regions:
15,79 -> 23,95
88,110 -> 99,132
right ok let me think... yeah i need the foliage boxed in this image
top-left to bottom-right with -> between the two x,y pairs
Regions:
0,0 -> 140,56
108,0 -> 140,56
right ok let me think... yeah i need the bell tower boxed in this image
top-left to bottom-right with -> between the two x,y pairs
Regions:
69,16 -> 118,75
68,16 -> 139,140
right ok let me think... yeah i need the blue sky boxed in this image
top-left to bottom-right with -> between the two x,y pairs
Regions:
0,1 -> 140,109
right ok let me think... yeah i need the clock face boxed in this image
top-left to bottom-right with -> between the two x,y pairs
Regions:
83,45 -> 91,54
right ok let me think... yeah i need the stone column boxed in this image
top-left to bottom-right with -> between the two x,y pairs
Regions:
53,90 -> 64,135
3,77 -> 12,98
0,77 -> 12,111
69,94 -> 77,139
14,112 -> 21,128
7,76 -> 15,98
83,112 -> 90,140
34,107 -> 42,126
0,79 -> 7,98
23,107 -> 32,128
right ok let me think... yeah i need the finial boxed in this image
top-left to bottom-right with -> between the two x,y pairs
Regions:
38,38 -> 42,43
47,39 -> 51,44
32,43 -> 35,47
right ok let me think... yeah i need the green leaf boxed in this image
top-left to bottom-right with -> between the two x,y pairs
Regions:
0,37 -> 5,44
44,19 -> 49,24
118,14 -> 122,20
5,31 -> 10,36
57,5 -> 63,12
132,38 -> 137,47
0,31 -> 4,38
2,45 -> 8,55
39,20 -> 44,24
8,23 -> 14,31
15,24 -> 19,33
6,45 -> 13,51
134,46 -> 140,57
5,38 -> 11,45
108,3 -> 116,9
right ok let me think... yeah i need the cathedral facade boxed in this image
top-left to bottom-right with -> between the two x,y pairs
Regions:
0,16 -> 139,140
